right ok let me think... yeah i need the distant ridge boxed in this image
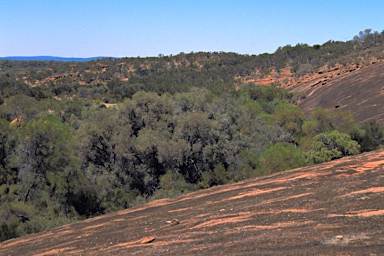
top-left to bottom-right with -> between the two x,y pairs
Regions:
0,56 -> 109,62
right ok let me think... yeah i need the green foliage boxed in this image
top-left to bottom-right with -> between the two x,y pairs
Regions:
1,28 -> 384,101
0,95 -> 40,122
0,29 -> 383,242
0,119 -> 15,185
0,217 -> 19,242
20,215 -> 74,235
307,130 -> 360,164
15,114 -> 79,203
359,120 -> 384,151
258,143 -> 306,174
199,163 -> 230,188
152,170 -> 191,199
271,103 -> 305,136
302,108 -> 334,135
302,108 -> 365,142
241,84 -> 294,102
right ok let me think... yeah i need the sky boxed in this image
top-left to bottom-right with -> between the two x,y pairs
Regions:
1,0 -> 384,58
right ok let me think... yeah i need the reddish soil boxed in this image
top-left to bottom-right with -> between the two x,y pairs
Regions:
1,150 -> 384,255
288,61 -> 384,124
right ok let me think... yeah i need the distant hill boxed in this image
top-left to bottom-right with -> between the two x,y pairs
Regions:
1,29 -> 384,126
0,56 -> 109,62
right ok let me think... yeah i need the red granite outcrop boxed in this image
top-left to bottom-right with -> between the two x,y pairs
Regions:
1,150 -> 384,255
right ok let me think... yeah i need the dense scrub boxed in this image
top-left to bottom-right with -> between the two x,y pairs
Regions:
1,29 -> 384,241
1,86 -> 383,242
1,29 -> 384,101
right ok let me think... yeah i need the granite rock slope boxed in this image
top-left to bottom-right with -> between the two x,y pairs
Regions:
1,150 -> 384,255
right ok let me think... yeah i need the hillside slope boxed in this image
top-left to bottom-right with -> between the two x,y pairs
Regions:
1,150 -> 384,255
288,61 -> 384,124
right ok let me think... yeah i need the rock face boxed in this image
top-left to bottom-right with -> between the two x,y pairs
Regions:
1,150 -> 384,255
288,61 -> 384,125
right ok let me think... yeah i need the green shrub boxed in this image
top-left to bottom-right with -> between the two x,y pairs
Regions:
152,170 -> 191,199
258,142 -> 306,174
199,163 -> 230,188
0,217 -> 19,242
307,130 -> 360,164
359,120 -> 384,152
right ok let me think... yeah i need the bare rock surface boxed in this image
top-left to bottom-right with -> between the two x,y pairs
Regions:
289,61 -> 384,124
1,150 -> 384,255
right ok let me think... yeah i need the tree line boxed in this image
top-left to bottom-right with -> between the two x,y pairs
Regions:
1,29 -> 384,103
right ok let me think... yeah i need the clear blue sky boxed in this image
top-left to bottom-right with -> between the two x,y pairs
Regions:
1,0 -> 383,58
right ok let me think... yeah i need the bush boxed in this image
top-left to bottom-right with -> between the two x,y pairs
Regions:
199,163 -> 230,188
258,142 -> 306,174
0,217 -> 19,242
307,130 -> 360,164
359,120 -> 384,152
152,170 -> 191,199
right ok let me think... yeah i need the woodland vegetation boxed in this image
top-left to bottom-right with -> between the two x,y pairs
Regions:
1,29 -> 384,241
